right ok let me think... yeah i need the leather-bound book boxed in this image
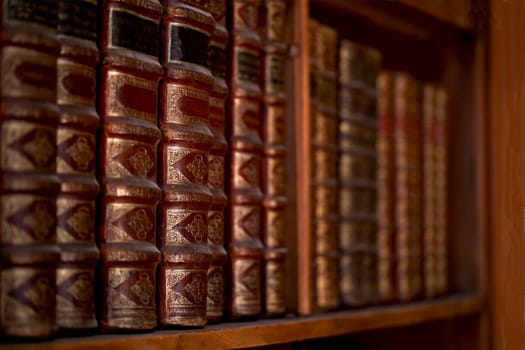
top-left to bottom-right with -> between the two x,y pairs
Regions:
422,84 -> 437,298
0,0 -> 60,339
309,20 -> 340,311
55,0 -> 100,332
338,40 -> 381,308
158,0 -> 214,327
98,0 -> 163,331
394,73 -> 422,302
434,87 -> 448,296
259,0 -> 288,317
207,0 -> 229,323
225,0 -> 265,320
377,71 -> 397,303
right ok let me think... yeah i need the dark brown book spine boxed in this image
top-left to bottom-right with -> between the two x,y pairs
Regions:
226,0 -> 265,319
338,41 -> 380,308
377,71 -> 397,303
56,0 -> 100,331
207,0 -> 229,323
434,87 -> 448,296
259,0 -> 288,317
309,20 -> 340,311
0,0 -> 60,339
422,84 -> 437,298
98,0 -> 163,331
394,73 -> 422,302
158,0 -> 215,327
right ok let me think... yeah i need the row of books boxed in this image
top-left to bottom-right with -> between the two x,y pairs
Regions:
0,0 -> 290,339
308,21 -> 449,311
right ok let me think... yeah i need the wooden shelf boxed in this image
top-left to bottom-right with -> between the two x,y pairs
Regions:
3,294 -> 485,350
309,0 -> 476,40
396,0 -> 474,30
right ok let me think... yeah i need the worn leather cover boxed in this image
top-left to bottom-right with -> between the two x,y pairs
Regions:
0,0 -> 61,339
207,0 -> 229,323
98,0 -> 163,331
226,0 -> 265,320
259,0 -> 288,317
158,0 -> 215,327
309,20 -> 340,311
55,0 -> 100,332
394,73 -> 423,302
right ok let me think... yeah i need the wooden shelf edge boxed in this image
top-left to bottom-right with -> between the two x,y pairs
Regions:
395,0 -> 474,31
4,293 -> 486,350
309,0 -> 475,40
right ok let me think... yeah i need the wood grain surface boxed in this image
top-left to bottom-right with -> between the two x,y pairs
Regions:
490,0 -> 525,349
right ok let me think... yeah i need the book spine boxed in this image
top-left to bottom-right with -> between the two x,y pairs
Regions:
259,0 -> 288,317
434,87 -> 448,296
98,0 -> 163,331
226,0 -> 265,319
394,73 -> 423,302
158,0 -> 215,327
422,84 -> 437,299
309,20 -> 340,311
338,41 -> 381,307
55,0 -> 100,331
207,0 -> 229,323
0,0 -> 60,338
377,71 -> 397,303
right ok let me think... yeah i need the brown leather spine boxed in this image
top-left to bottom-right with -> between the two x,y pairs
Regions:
338,41 -> 381,308
394,73 -> 423,302
158,0 -> 215,327
207,0 -> 229,323
434,87 -> 448,296
422,83 -> 437,299
56,0 -> 100,332
259,0 -> 288,317
377,71 -> 397,303
309,20 -> 340,312
226,0 -> 265,319
98,0 -> 163,331
0,0 -> 60,339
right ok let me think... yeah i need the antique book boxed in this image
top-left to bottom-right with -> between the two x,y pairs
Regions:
259,0 -> 288,316
394,72 -> 423,302
157,0 -> 215,327
309,20 -> 340,311
422,83 -> 437,298
0,0 -> 60,338
434,87 -> 448,296
55,0 -> 100,331
338,40 -> 381,308
207,0 -> 229,323
226,0 -> 265,319
377,71 -> 397,303
98,0 -> 163,331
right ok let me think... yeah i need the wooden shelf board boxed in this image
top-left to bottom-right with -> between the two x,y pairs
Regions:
3,293 -> 485,350
309,0 -> 474,40
396,0 -> 473,30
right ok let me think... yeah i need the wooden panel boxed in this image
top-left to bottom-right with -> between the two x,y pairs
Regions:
490,0 -> 525,349
1,294 -> 484,350
326,314 -> 482,350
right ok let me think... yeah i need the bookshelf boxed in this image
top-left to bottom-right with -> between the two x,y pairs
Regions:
4,294 -> 484,350
0,0 -> 494,349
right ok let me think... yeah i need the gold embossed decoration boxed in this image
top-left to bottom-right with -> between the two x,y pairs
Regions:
113,145 -> 156,178
63,135 -> 96,172
8,129 -> 56,170
186,154 -> 207,184
58,202 -> 95,241
5,199 -> 56,243
111,207 -> 155,242
185,214 -> 206,242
